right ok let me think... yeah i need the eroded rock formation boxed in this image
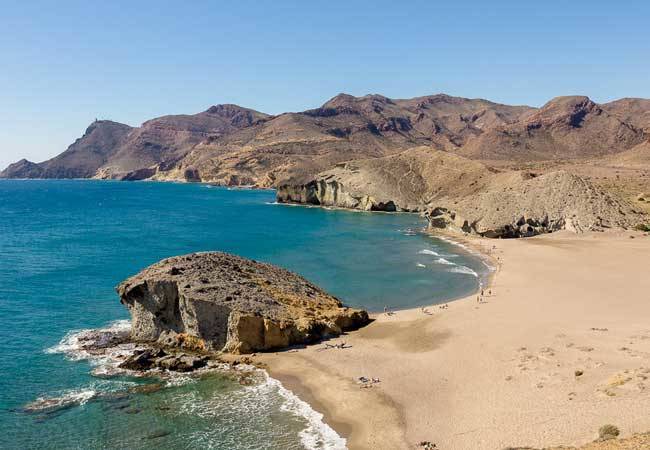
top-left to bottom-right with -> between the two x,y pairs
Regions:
427,170 -> 642,237
117,252 -> 369,354
277,147 -> 644,238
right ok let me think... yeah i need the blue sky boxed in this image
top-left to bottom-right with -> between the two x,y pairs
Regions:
1,0 -> 649,168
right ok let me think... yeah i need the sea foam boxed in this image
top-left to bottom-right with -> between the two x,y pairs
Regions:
268,373 -> 347,450
448,265 -> 479,277
434,257 -> 455,265
45,319 -> 131,361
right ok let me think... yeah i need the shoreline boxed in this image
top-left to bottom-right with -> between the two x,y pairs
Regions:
260,229 -> 650,449
262,229 -> 500,449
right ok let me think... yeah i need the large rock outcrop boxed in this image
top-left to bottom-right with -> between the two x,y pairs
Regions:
117,252 -> 369,354
424,171 -> 642,237
276,147 -> 644,238
276,146 -> 493,211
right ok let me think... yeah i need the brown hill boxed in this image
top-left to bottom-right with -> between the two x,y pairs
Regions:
1,93 -> 532,184
602,98 -> 650,132
3,93 -> 648,188
604,139 -> 650,167
1,105 -> 269,180
458,96 -> 645,161
1,120 -> 133,179
426,170 -> 640,237
159,93 -> 532,186
97,104 -> 269,179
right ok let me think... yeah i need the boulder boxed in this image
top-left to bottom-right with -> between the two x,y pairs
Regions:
117,252 -> 369,354
118,348 -> 167,371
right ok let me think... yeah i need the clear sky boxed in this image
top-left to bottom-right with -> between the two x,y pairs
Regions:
1,0 -> 649,169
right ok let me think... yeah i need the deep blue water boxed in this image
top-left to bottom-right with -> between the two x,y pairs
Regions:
0,180 -> 488,449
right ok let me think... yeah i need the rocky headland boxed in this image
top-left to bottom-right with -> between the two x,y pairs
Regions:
117,252 -> 369,355
276,146 -> 645,238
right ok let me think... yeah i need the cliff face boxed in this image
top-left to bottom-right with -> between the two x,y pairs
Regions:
277,179 -> 399,211
424,171 -> 642,238
276,146 -> 493,212
277,147 -> 644,238
117,252 -> 369,354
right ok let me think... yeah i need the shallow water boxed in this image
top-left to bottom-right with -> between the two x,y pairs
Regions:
0,180 -> 488,449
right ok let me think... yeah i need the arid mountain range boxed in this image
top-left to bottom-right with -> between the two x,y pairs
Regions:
4,93 -> 647,185
3,92 -> 649,237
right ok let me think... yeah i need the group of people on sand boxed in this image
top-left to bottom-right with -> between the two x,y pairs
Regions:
383,288 -> 494,316
477,288 -> 493,303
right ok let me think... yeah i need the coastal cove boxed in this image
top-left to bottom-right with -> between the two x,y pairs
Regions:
0,180 -> 489,450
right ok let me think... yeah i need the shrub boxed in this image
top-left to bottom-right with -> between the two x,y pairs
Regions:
598,424 -> 620,440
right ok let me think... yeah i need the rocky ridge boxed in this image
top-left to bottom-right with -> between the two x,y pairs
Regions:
276,146 -> 492,212
424,170 -> 641,237
277,147 -> 644,238
117,252 -> 369,354
1,93 -> 534,184
458,96 -> 646,161
4,93 -> 647,187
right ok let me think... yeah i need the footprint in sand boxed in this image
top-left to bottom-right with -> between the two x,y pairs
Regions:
539,347 -> 556,358
619,346 -> 649,359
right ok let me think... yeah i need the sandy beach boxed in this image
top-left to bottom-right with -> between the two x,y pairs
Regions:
260,230 -> 650,449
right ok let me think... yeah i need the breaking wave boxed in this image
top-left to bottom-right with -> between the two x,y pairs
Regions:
21,388 -> 98,414
418,245 -> 482,279
434,257 -> 455,265
447,265 -> 479,277
45,319 -> 132,361
42,321 -> 346,449
270,374 -> 347,450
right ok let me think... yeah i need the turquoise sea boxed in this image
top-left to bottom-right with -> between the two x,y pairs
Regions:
0,180 -> 489,449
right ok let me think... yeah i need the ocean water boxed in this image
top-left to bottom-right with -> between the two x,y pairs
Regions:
0,180 -> 489,449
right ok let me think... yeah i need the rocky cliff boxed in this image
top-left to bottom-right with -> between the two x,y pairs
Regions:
117,252 -> 369,354
277,147 -> 644,238
276,146 -> 493,211
424,171 -> 642,237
